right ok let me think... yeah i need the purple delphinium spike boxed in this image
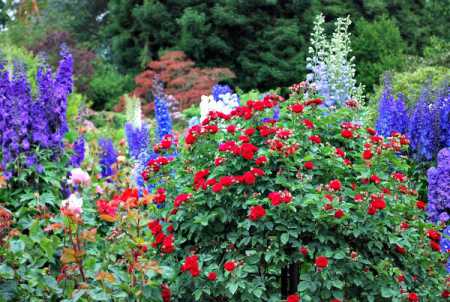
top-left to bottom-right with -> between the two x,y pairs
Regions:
392,93 -> 409,134
70,136 -> 85,167
376,76 -> 395,137
427,147 -> 450,223
98,138 -> 118,178
125,122 -> 150,160
152,76 -> 173,141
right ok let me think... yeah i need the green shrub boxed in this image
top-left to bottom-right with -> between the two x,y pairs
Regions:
151,94 -> 447,301
87,62 -> 133,110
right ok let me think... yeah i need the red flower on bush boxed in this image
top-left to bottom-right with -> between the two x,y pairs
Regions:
287,293 -> 301,302
416,200 -> 426,210
395,245 -> 406,254
303,119 -> 314,129
241,143 -> 258,160
329,179 -> 342,191
181,255 -> 200,277
309,135 -> 321,144
341,129 -> 353,139
300,246 -> 309,257
174,193 -> 192,207
161,284 -> 171,302
268,191 -> 292,206
408,293 -> 419,302
334,209 -> 344,218
304,161 -> 314,170
315,256 -> 329,268
212,183 -> 223,193
249,205 -> 266,221
243,171 -> 256,185
362,149 -> 373,160
335,148 -> 346,157
427,229 -> 441,241
224,261 -> 236,272
207,272 -> 217,281
289,103 -> 304,113
255,156 -> 268,165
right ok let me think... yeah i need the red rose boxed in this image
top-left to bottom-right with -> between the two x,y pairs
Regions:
430,240 -> 441,251
442,290 -> 450,298
362,149 -> 373,160
341,129 -> 353,139
400,222 -> 409,230
331,300 -> 342,302
408,293 -> 419,302
334,209 -> 344,218
243,171 -> 256,185
249,205 -> 266,221
395,245 -> 406,254
300,246 -> 309,257
427,229 -> 441,241
287,293 -> 301,302
224,261 -> 236,272
329,179 -> 342,191
255,156 -> 268,165
335,148 -> 346,157
304,161 -> 314,170
185,133 -> 196,145
268,192 -> 282,206
226,125 -> 237,134
303,119 -> 314,128
215,157 -> 225,166
161,284 -> 171,302
315,256 -> 328,268
370,174 -> 381,184
244,128 -> 256,136
366,127 -> 377,135
416,200 -> 426,210
161,139 -> 172,149
207,272 -> 217,281
290,103 -> 304,113
397,274 -> 405,282
241,143 -> 258,160
308,135 -> 321,144
212,183 -> 223,193
181,255 -> 200,277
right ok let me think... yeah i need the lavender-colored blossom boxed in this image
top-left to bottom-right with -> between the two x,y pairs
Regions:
125,122 -> 150,160
427,147 -> 450,223
98,138 -> 118,178
70,136 -> 85,167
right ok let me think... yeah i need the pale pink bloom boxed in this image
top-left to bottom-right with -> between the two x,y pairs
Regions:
69,168 -> 91,187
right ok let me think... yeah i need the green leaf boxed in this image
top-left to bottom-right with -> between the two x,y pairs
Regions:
9,239 -> 25,253
281,233 -> 289,245
0,264 -> 14,279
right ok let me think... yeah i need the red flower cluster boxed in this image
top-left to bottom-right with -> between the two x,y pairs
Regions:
249,205 -> 266,221
289,103 -> 304,113
174,193 -> 192,208
207,272 -> 217,281
142,155 -> 173,178
268,190 -> 293,206
427,229 -> 441,252
154,188 -> 166,204
368,194 -> 386,215
96,199 -> 120,217
148,220 -> 174,253
181,255 -> 200,277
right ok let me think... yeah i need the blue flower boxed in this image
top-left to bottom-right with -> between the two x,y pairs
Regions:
98,138 -> 118,178
125,122 -> 150,160
212,84 -> 233,102
70,136 -> 85,167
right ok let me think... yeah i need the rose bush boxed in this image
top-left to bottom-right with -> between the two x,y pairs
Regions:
150,90 -> 448,301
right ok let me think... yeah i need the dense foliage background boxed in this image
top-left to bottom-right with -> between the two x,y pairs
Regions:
1,0 -> 448,108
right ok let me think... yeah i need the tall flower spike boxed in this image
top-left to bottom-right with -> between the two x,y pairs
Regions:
376,75 -> 395,137
427,147 -> 450,223
70,136 -> 85,168
152,75 -> 173,141
98,138 -> 118,178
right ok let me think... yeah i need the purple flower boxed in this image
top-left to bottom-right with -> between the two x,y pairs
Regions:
70,136 -> 85,167
152,76 -> 173,141
98,138 -> 118,178
376,77 -> 396,137
125,122 -> 150,160
212,84 -> 233,102
427,148 -> 450,223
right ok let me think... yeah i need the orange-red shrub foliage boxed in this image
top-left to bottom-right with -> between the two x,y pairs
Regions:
116,51 -> 235,114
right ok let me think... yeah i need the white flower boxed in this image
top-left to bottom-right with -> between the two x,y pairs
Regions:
69,168 -> 91,187
200,94 -> 239,121
61,193 -> 83,214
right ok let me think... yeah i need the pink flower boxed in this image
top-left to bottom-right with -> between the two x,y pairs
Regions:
69,168 -> 91,187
